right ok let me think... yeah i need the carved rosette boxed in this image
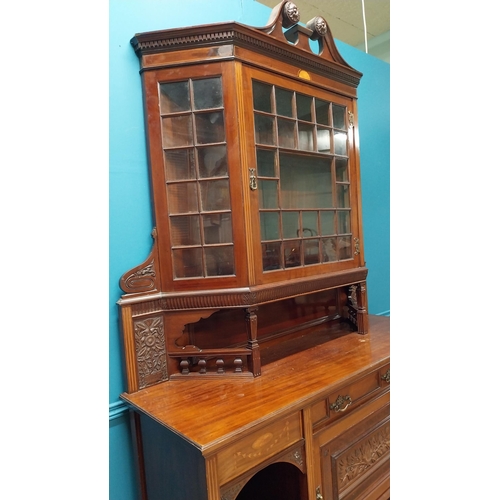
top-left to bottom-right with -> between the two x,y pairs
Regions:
134,316 -> 167,388
283,1 -> 300,27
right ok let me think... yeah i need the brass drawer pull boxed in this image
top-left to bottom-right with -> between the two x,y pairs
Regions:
381,369 -> 390,383
316,486 -> 324,500
329,395 -> 352,412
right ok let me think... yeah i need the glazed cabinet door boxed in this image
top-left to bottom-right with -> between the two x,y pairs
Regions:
139,61 -> 249,291
240,65 -> 364,286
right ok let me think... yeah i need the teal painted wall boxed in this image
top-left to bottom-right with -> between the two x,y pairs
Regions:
109,1 -> 389,499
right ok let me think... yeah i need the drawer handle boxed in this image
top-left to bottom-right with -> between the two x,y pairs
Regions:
329,395 -> 352,412
316,486 -> 324,500
381,369 -> 390,383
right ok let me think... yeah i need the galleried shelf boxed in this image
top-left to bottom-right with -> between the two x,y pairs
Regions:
118,0 -> 370,392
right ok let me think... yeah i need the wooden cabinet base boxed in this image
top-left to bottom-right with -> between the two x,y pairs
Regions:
121,315 -> 389,499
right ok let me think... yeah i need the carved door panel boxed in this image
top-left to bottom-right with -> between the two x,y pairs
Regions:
317,404 -> 390,500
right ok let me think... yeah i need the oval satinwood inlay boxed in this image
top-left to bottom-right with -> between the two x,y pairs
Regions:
252,432 -> 274,450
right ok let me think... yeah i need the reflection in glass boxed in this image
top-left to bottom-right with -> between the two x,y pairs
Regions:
198,146 -> 227,178
173,247 -> 202,278
200,179 -> 230,211
282,211 -> 299,238
338,210 -> 351,234
284,240 -> 301,267
333,104 -> 346,129
338,236 -> 352,259
320,211 -> 335,236
260,212 -> 280,240
195,112 -> 225,144
193,77 -> 223,110
278,118 -> 295,148
276,88 -> 293,117
296,94 -> 312,121
322,237 -> 337,262
262,242 -> 281,270
315,99 -> 330,125
304,239 -> 320,265
258,179 -> 278,209
252,81 -> 272,113
256,149 -> 275,177
334,131 -> 347,156
255,114 -> 275,145
162,116 -> 193,148
336,184 -> 350,208
205,246 -> 234,276
159,81 -> 190,114
164,149 -> 196,181
167,183 -> 198,213
317,127 -> 331,153
280,153 -> 332,209
203,214 -> 232,244
302,211 -> 318,234
335,157 -> 349,182
298,122 -> 314,151
170,215 -> 201,246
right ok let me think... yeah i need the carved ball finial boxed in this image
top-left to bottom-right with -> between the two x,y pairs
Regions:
283,1 -> 300,28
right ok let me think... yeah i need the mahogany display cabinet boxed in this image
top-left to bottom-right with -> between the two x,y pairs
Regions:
118,2 -> 390,499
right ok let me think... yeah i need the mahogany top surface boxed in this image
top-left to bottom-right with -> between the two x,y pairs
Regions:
121,315 -> 389,453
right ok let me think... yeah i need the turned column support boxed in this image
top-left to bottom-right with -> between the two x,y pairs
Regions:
356,281 -> 369,334
245,306 -> 261,376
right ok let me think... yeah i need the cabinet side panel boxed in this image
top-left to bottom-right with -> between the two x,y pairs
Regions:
139,413 -> 208,500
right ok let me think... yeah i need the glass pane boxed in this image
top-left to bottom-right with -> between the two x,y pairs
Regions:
302,211 -> 318,235
254,114 -> 275,145
173,247 -> 202,278
278,118 -> 295,148
252,81 -> 272,113
334,131 -> 347,156
298,123 -> 314,151
317,127 -> 331,153
280,153 -> 333,209
296,94 -> 312,121
282,211 -> 299,238
164,149 -> 196,181
262,242 -> 281,271
162,115 -> 193,148
335,157 -> 349,182
284,240 -> 301,267
320,211 -> 335,236
205,246 -> 234,276
193,77 -> 223,110
315,99 -> 330,125
336,184 -> 350,208
260,212 -> 280,240
170,215 -> 201,245
202,213 -> 232,244
333,105 -> 346,129
258,179 -> 278,209
322,237 -> 337,262
195,112 -> 225,144
159,81 -> 190,114
338,236 -> 352,260
304,239 -> 320,265
167,182 -> 198,213
275,88 -> 293,117
256,149 -> 275,177
338,210 -> 351,234
200,179 -> 230,211
198,146 -> 227,178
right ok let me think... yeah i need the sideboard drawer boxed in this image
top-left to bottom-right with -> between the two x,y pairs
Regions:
216,412 -> 303,485
311,363 -> 389,428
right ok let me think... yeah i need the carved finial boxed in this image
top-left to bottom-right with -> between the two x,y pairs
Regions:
306,16 -> 328,40
283,1 -> 300,28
